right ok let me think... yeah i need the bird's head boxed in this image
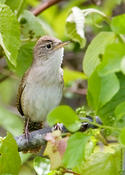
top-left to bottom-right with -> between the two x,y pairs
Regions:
34,35 -> 69,64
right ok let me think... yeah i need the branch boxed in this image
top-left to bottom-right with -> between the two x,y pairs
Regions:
32,0 -> 63,16
15,121 -> 115,152
15,127 -> 52,152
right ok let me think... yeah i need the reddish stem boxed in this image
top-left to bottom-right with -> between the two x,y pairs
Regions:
32,0 -> 64,16
64,169 -> 81,175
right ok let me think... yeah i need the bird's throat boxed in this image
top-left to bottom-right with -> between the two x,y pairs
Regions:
28,48 -> 64,84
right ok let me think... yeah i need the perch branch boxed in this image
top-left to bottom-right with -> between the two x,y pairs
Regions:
15,124 -> 116,152
15,127 -> 52,152
32,0 -> 64,16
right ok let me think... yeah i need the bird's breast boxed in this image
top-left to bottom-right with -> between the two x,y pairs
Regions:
21,81 -> 63,122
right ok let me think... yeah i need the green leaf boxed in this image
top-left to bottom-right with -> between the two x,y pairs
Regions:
77,151 -> 121,175
115,101 -> 125,120
120,56 -> 125,75
0,105 -> 23,136
111,14 -> 125,34
5,0 -> 20,11
87,70 -> 120,111
66,7 -> 86,48
98,73 -> 125,125
119,128 -> 125,145
21,10 -> 45,38
83,32 -> 115,77
0,133 -> 21,175
63,132 -> 90,168
34,157 -> 50,175
0,4 -> 21,66
63,68 -> 87,85
98,43 -> 125,76
16,41 -> 35,77
47,105 -> 81,132
26,0 -> 39,7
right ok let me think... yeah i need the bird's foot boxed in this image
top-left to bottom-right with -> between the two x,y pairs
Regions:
53,123 -> 63,131
24,127 -> 30,142
52,123 -> 68,132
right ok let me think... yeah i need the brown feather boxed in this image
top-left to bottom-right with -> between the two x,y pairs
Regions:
16,68 -> 30,116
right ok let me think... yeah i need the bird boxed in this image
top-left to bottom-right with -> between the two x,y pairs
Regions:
17,35 -> 69,138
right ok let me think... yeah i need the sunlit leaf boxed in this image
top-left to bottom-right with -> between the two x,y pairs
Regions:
88,70 -> 120,111
77,150 -> 121,175
5,0 -> 20,11
66,7 -> 86,48
0,133 -> 21,175
20,10 -> 45,38
83,32 -> 115,77
63,132 -> 90,168
0,4 -> 21,66
121,56 -> 125,75
115,101 -> 125,120
26,0 -> 39,7
47,105 -> 81,132
111,14 -> 125,34
98,73 -> 125,125
98,43 -> 125,76
119,128 -> 125,145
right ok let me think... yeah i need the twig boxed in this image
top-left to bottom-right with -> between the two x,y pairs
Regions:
63,169 -> 80,175
15,127 -> 52,152
16,0 -> 25,18
32,0 -> 64,16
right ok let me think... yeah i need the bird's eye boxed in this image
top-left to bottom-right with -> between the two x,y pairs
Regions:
46,44 -> 52,49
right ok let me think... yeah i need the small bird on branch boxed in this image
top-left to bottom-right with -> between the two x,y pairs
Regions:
17,35 -> 69,140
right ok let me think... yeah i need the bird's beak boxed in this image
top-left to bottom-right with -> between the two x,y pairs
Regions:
54,41 -> 70,50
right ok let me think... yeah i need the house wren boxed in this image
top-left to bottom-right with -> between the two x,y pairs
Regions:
17,35 -> 69,136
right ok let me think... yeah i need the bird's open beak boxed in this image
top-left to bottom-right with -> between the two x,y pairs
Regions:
54,41 -> 70,50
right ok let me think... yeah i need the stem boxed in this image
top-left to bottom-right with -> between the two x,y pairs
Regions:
87,120 -> 121,131
64,169 -> 80,175
16,0 -> 25,18
82,8 -> 110,24
32,0 -> 64,16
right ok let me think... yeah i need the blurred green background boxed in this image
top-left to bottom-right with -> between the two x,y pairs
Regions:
0,0 -> 125,174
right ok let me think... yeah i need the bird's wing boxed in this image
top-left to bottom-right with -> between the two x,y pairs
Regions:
16,69 -> 30,116
60,68 -> 64,88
